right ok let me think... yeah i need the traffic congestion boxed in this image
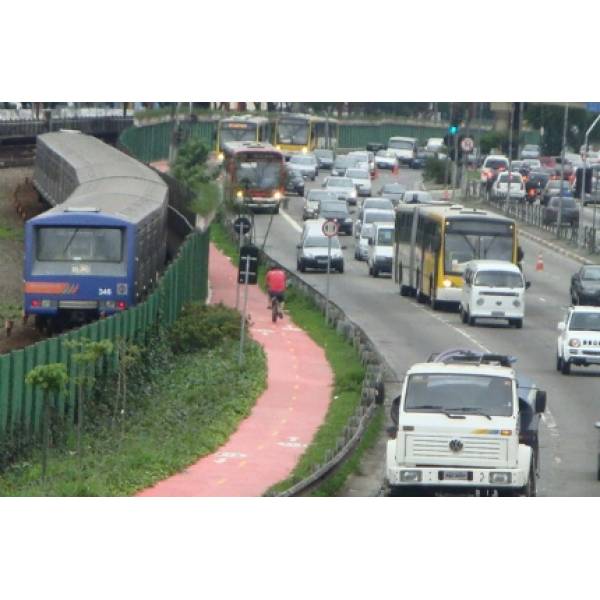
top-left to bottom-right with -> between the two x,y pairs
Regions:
235,130 -> 600,496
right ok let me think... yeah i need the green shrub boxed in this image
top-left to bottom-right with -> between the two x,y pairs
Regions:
423,157 -> 451,185
169,302 -> 241,354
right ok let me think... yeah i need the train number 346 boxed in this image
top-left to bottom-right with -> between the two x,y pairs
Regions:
99,288 -> 113,296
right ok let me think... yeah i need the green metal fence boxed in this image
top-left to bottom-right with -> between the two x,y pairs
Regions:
0,199 -> 209,443
118,120 -> 216,161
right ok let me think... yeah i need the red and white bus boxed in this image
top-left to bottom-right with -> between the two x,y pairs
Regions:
223,141 -> 286,214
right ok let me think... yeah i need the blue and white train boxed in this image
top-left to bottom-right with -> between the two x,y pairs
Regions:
25,131 -> 168,330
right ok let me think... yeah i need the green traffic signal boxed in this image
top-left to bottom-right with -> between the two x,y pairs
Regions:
449,125 -> 458,135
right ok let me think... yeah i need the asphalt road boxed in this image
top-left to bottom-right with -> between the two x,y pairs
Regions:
251,164 -> 600,497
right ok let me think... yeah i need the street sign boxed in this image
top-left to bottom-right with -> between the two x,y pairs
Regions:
233,216 -> 252,236
238,244 -> 259,285
587,103 -> 600,113
461,137 -> 474,153
322,219 -> 339,238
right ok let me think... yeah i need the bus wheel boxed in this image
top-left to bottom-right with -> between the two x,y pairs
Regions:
416,280 -> 425,304
429,279 -> 440,310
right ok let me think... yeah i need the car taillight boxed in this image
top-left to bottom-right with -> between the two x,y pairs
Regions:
116,301 -> 127,310
31,300 -> 41,308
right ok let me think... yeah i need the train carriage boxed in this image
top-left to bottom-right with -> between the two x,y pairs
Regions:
25,131 -> 168,330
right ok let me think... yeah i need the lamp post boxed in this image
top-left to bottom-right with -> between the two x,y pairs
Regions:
583,114 -> 600,250
557,104 -> 569,236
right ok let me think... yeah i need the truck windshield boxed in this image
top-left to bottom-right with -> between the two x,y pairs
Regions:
404,373 -> 513,417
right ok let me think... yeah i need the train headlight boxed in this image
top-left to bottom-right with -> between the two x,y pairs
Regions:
569,338 -> 581,348
236,190 -> 243,199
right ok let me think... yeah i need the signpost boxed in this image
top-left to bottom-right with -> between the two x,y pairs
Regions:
322,219 -> 339,324
234,216 -> 253,309
460,137 -> 474,196
237,244 -> 259,366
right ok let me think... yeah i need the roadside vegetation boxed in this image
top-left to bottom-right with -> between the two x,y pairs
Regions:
210,220 -> 381,495
0,304 -> 266,496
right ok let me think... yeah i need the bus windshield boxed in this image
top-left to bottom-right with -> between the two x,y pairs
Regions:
220,124 -> 257,148
36,227 -> 123,262
444,220 -> 513,274
235,158 -> 281,190
277,120 -> 309,145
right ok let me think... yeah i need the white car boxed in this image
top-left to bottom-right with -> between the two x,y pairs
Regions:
460,260 -> 528,328
367,222 -> 394,277
323,176 -> 358,205
355,207 -> 395,239
348,151 -> 375,175
388,136 -> 417,165
426,137 -> 445,152
491,172 -> 525,201
288,154 -> 318,180
520,144 -> 540,160
556,306 -> 600,375
354,223 -> 374,261
375,149 -> 398,170
346,167 -> 371,197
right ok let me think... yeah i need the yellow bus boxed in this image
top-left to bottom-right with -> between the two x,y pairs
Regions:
394,204 -> 519,309
273,113 -> 338,156
216,115 -> 272,158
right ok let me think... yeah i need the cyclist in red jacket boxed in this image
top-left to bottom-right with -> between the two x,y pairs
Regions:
266,266 -> 287,314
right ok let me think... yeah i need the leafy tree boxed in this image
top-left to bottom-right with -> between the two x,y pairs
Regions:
25,363 -> 69,481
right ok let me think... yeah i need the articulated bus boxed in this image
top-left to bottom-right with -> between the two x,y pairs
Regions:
394,204 -> 519,309
222,141 -> 285,214
273,113 -> 338,156
216,115 -> 272,158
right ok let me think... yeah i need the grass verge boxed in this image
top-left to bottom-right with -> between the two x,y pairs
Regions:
310,405 -> 383,497
0,339 -> 266,496
210,220 -> 376,495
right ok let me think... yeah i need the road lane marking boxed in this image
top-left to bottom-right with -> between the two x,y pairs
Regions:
541,408 -> 560,438
539,297 -> 547,303
280,208 -> 303,233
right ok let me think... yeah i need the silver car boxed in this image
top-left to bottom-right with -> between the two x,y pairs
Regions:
303,189 -> 337,221
520,144 -> 541,160
323,176 -> 358,205
289,154 -> 318,180
297,226 -> 345,273
354,223 -> 374,261
346,167 -> 372,197
375,149 -> 398,170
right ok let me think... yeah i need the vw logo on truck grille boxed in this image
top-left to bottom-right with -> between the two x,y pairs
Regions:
449,439 -> 464,453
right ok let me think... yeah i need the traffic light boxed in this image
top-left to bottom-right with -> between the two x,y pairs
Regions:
449,124 -> 459,135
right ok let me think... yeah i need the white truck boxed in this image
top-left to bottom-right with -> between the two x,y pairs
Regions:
385,350 -> 546,496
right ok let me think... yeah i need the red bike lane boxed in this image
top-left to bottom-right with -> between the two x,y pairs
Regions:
138,243 -> 334,496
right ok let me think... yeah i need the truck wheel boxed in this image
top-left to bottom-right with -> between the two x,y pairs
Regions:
460,305 -> 467,324
372,266 -> 379,278
468,312 -> 476,326
513,318 -> 523,329
597,454 -> 600,481
522,463 -> 537,497
561,359 -> 571,375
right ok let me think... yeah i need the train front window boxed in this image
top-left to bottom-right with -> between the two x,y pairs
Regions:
36,227 -> 123,262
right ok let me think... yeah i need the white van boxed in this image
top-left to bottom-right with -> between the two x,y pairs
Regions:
367,222 -> 394,277
387,137 -> 417,165
460,260 -> 529,328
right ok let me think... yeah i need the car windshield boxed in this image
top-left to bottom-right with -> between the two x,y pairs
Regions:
365,211 -> 394,224
582,267 -> 600,281
389,140 -> 414,150
485,159 -> 508,170
498,174 -> 522,184
308,191 -> 336,202
277,120 -> 309,145
237,159 -> 281,190
346,169 -> 369,179
315,150 -> 333,159
474,271 -> 523,287
524,160 -> 541,167
524,145 -> 539,151
364,200 -> 393,210
304,236 -> 340,248
334,156 -> 351,166
404,373 -> 513,417
327,178 -> 353,188
383,184 -> 405,193
36,227 -> 123,262
377,150 -> 395,158
321,201 -> 348,213
569,312 -> 600,331
290,155 -> 315,165
376,229 -> 394,246
550,198 -> 575,208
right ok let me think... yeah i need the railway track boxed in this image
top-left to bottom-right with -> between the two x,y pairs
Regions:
0,144 -> 35,169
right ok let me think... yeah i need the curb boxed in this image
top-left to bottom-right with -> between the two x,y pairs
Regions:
517,228 -> 594,266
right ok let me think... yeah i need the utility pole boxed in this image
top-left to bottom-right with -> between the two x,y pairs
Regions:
584,113 -> 600,250
557,104 -> 569,236
444,102 -> 453,188
505,103 -> 514,213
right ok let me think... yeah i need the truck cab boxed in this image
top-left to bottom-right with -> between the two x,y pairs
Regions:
385,350 -> 546,496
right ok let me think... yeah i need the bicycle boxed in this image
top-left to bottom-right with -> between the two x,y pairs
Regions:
270,296 -> 283,323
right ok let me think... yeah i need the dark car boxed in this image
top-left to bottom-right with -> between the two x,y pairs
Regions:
314,148 -> 334,170
410,148 -> 435,169
525,170 -> 551,203
542,179 -> 571,207
366,142 -> 386,153
285,167 -> 305,196
542,196 -> 579,227
378,182 -> 406,206
570,265 -> 600,306
318,200 -> 354,235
